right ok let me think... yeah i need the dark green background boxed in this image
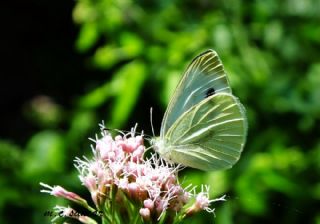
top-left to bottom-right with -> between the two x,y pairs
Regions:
1,0 -> 320,223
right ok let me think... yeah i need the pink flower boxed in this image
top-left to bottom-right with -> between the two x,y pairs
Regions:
41,122 -> 226,223
186,185 -> 226,215
40,182 -> 87,206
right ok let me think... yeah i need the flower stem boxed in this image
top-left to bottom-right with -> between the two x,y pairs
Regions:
133,211 -> 141,224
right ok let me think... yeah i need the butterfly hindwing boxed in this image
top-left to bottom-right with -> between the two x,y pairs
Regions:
165,93 -> 247,171
160,50 -> 232,137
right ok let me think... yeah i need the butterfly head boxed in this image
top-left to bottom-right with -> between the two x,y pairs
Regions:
150,137 -> 163,152
151,137 -> 173,161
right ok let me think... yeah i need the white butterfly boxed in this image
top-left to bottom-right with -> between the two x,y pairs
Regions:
152,50 -> 248,171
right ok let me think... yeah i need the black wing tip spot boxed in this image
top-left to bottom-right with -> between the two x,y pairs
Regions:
200,49 -> 214,55
205,88 -> 215,98
198,49 -> 217,58
190,49 -> 217,64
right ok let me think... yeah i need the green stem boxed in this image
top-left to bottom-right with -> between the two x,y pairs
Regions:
102,215 -> 113,224
110,185 -> 118,224
133,211 -> 141,224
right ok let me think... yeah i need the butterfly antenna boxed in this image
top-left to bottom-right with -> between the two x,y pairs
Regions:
100,123 -> 153,140
150,107 -> 155,137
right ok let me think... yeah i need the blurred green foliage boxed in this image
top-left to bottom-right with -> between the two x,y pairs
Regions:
1,0 -> 320,223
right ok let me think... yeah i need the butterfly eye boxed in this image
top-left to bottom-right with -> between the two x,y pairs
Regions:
205,88 -> 215,98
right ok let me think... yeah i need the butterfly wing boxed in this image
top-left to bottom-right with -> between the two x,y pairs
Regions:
164,93 -> 247,171
160,50 -> 232,138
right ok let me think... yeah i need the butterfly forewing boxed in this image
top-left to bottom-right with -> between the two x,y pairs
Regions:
160,50 -> 231,138
165,93 -> 247,171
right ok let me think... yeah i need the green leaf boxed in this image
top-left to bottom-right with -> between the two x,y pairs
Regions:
76,22 -> 99,52
22,131 -> 66,181
109,61 -> 147,128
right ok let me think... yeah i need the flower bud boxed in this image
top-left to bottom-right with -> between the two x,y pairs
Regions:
143,199 -> 154,210
139,208 -> 151,221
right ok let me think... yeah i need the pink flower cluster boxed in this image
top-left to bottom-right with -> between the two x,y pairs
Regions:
75,125 -> 190,220
41,124 -> 225,223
